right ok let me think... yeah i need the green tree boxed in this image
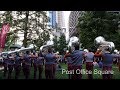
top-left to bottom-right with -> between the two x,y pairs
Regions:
58,34 -> 67,54
53,36 -> 59,52
15,11 -> 50,47
77,11 -> 120,50
34,30 -> 50,51
5,31 -> 19,50
0,11 -> 50,50
0,11 -> 19,50
53,34 -> 67,54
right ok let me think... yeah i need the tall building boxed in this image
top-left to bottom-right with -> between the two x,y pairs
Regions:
56,11 -> 65,29
48,11 -> 57,29
48,11 -> 65,30
69,11 -> 82,37
57,11 -> 66,34
47,11 -> 66,40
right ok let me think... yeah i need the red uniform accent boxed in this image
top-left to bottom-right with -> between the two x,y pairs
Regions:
102,66 -> 112,79
71,65 -> 82,79
45,64 -> 53,79
86,62 -> 93,79
94,51 -> 102,57
64,52 -> 72,79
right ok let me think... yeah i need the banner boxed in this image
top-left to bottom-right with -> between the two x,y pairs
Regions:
0,23 -> 10,48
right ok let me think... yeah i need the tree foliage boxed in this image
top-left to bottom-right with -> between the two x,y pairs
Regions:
53,34 -> 67,54
0,11 -> 50,50
0,11 -> 18,50
58,34 -> 67,54
53,36 -> 59,52
77,11 -> 120,50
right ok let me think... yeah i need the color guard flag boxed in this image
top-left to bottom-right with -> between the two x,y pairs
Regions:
0,23 -> 10,48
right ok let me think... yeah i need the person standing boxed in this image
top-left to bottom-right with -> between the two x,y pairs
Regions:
0,53 -> 3,68
7,53 -> 15,79
44,48 -> 58,79
37,52 -> 44,79
24,51 -> 31,79
31,51 -> 38,79
112,50 -> 119,65
2,54 -> 8,78
21,52 -> 26,77
118,51 -> 120,71
95,48 -> 117,79
64,50 -> 72,79
83,49 -> 89,64
84,49 -> 94,79
65,43 -> 85,79
14,52 -> 22,79
53,52 -> 59,79
94,49 -> 102,63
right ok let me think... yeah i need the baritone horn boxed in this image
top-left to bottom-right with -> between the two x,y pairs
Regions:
68,36 -> 80,52
40,40 -> 54,53
94,36 -> 115,52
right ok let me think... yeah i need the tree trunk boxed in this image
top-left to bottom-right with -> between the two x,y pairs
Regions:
23,11 -> 29,48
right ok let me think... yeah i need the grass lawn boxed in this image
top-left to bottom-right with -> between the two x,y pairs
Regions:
0,63 -> 120,79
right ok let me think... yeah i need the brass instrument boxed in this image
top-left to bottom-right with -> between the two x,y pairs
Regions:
94,36 -> 115,52
19,47 -> 33,53
68,36 -> 80,52
1,46 -> 34,57
40,40 -> 54,54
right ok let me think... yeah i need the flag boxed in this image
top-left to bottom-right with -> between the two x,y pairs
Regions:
0,23 -> 10,48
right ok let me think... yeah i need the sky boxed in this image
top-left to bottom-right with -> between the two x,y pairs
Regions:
63,11 -> 71,41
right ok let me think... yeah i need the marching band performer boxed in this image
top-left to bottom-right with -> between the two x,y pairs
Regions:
2,54 -> 8,78
94,47 -> 118,79
23,51 -> 31,79
44,47 -> 58,79
101,48 -> 114,79
53,51 -> 59,79
64,50 -> 72,79
31,51 -> 38,79
14,52 -> 22,79
0,53 -> 3,67
118,51 -> 120,71
37,52 -> 44,79
112,50 -> 119,65
83,49 -> 89,64
65,43 -> 85,79
94,49 -> 102,63
21,52 -> 26,77
113,50 -> 120,71
7,53 -> 15,79
84,48 -> 94,79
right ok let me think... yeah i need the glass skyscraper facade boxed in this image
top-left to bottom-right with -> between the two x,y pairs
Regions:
49,11 -> 56,28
